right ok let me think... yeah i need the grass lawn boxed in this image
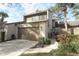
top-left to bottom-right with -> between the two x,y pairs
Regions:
20,49 -> 78,56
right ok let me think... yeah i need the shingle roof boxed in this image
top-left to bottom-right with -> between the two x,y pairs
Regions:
24,10 -> 47,18
59,21 -> 79,27
67,21 -> 79,26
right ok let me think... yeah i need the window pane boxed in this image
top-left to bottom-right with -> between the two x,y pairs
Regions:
32,16 -> 39,21
26,17 -> 32,22
39,15 -> 47,20
26,15 -> 47,22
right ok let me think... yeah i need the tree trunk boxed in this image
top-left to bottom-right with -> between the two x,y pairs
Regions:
64,6 -> 68,31
64,12 -> 68,31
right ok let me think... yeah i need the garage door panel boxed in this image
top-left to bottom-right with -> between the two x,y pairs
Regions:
18,27 -> 40,41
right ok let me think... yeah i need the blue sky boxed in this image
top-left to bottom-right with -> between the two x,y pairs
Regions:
0,3 -> 55,23
0,3 -> 76,23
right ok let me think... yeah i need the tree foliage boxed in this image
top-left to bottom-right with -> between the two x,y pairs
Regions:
0,12 -> 8,22
50,3 -> 79,31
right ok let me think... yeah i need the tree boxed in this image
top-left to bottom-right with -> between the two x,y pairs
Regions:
72,4 -> 79,19
50,3 -> 76,31
0,12 -> 8,22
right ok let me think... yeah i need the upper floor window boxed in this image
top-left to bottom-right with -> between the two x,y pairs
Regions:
32,16 -> 39,22
26,15 -> 47,22
39,15 -> 47,20
26,17 -> 32,22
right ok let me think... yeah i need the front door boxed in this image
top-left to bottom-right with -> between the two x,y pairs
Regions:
1,32 -> 5,42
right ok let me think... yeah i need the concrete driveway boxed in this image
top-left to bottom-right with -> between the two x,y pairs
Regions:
0,39 -> 38,56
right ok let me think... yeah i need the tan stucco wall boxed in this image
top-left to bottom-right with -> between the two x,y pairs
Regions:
39,22 -> 48,38
47,10 -> 53,31
18,21 -> 48,40
6,24 -> 18,40
61,27 -> 79,35
72,27 -> 79,35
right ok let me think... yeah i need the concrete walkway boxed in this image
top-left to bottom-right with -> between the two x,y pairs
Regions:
0,39 -> 38,56
22,40 -> 58,55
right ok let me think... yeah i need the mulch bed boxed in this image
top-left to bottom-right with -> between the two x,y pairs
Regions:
31,42 -> 50,48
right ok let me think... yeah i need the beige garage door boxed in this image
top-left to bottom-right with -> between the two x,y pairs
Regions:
18,27 -> 40,41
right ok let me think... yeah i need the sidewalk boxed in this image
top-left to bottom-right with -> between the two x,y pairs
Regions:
22,41 -> 58,55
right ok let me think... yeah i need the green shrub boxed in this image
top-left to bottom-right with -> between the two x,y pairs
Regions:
52,29 -> 79,55
50,46 -> 72,56
69,35 -> 79,53
39,37 -> 51,45
55,34 -> 79,55
48,32 -> 52,39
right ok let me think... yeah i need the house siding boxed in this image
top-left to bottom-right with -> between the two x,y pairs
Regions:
61,27 -> 79,35
6,24 -> 18,40
73,27 -> 79,35
17,21 -> 48,40
39,21 -> 48,38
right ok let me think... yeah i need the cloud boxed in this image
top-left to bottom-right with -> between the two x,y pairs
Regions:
20,3 -> 37,14
21,3 -> 54,14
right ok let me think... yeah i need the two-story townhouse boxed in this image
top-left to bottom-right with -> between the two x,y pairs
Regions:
17,10 -> 58,40
17,11 -> 48,40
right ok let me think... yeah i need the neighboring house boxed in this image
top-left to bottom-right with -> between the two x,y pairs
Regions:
5,22 -> 24,40
0,21 -> 24,42
58,21 -> 79,35
0,22 -> 7,42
